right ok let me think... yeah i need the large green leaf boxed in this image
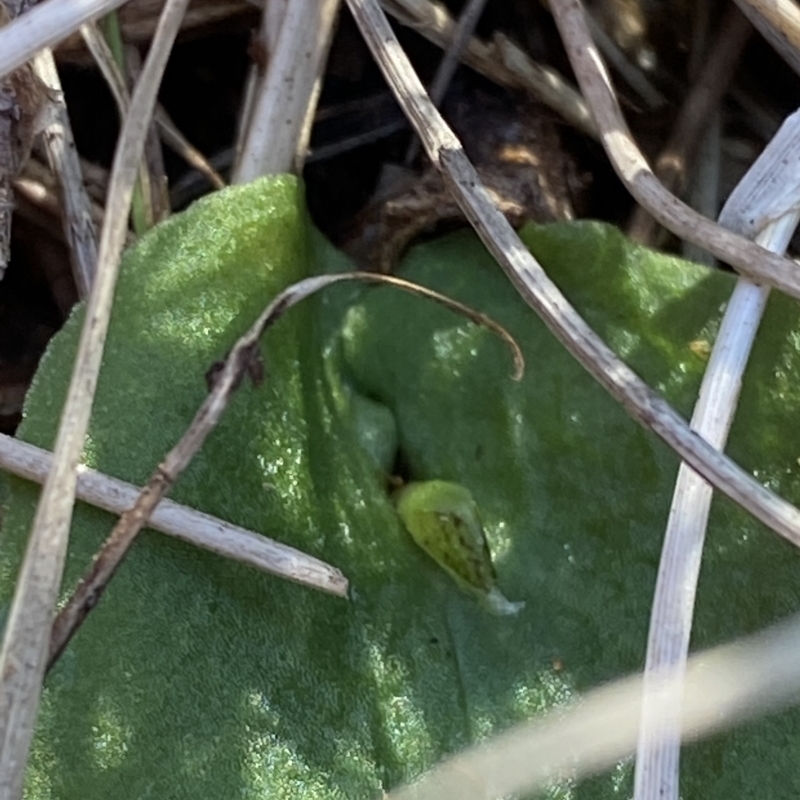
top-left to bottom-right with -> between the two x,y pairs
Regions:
2,175 -> 800,798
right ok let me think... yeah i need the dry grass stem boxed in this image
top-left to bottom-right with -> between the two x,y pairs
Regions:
627,5 -> 752,245
382,0 -> 598,138
154,106 -> 225,191
0,0 -> 128,78
424,0 -> 487,109
79,21 -> 129,120
125,43 -> 169,223
80,20 -> 224,193
345,0 -> 800,552
234,0 -> 340,181
634,111 -> 800,800
548,0 -> 800,299
0,2 -> 190,796
231,0 -> 275,170
0,433 -> 347,599
46,270 -> 523,670
387,612 -> 800,800
30,48 -> 97,298
733,0 -> 800,77
717,110 -> 800,236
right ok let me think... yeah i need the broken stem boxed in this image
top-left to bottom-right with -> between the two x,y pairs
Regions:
0,433 -> 349,600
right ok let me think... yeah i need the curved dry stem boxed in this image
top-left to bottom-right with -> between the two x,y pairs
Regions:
249,272 -> 525,380
0,2 -> 190,795
548,0 -> 800,299
47,269 -> 523,671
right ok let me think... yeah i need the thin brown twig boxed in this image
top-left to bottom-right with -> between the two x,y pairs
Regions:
125,43 -> 170,222
627,5 -> 752,245
547,0 -> 800,299
47,271 -> 524,670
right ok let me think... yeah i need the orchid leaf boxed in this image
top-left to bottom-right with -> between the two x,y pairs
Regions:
2,177 -> 800,798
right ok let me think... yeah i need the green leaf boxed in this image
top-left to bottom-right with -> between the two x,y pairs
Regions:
2,179 -> 800,799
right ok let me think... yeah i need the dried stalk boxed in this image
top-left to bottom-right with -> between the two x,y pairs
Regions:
154,106 -> 225,190
548,0 -> 800,300
30,48 -> 97,298
0,0 -> 128,78
80,21 -> 224,192
47,270 -> 523,669
100,14 -> 156,232
634,112 -> 800,800
344,0 -> 800,548
0,433 -> 348,598
234,0 -> 340,181
0,2 -> 190,796
733,0 -> 800,78
231,0 -> 275,170
124,42 -> 169,224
